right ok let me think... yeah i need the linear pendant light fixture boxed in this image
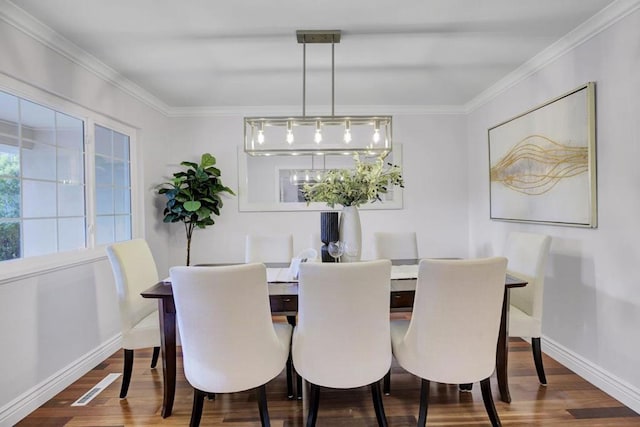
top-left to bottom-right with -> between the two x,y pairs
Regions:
244,30 -> 392,156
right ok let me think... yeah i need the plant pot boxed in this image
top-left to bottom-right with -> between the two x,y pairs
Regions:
320,211 -> 340,262
339,206 -> 361,262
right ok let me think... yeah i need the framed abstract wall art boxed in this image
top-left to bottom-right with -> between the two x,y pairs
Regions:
488,82 -> 597,227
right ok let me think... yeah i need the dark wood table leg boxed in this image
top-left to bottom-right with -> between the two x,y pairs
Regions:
496,287 -> 512,403
158,296 -> 177,418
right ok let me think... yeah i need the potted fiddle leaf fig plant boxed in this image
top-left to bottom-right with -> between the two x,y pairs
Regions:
158,153 -> 234,265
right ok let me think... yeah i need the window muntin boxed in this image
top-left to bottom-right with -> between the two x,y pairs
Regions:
0,88 -> 135,262
94,124 -> 132,246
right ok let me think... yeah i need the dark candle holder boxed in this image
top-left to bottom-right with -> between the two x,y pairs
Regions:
320,211 -> 339,262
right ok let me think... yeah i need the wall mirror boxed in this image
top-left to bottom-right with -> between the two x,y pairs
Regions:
237,144 -> 403,212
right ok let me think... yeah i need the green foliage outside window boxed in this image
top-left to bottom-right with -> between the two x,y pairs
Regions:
0,152 -> 20,261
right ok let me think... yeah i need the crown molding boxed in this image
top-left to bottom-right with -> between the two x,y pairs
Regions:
0,0 -> 171,116
167,104 -> 466,117
464,0 -> 640,113
2,0 -> 638,118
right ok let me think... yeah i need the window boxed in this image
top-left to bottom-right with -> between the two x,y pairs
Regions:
95,124 -> 132,245
0,89 -> 134,262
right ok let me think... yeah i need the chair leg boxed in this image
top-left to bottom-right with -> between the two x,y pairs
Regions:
286,351 -> 294,399
120,349 -> 134,398
532,337 -> 547,385
286,315 -> 296,399
417,379 -> 430,427
207,392 -> 216,400
383,369 -> 391,395
306,383 -> 321,427
459,383 -> 473,391
190,388 -> 206,427
256,385 -> 271,427
480,378 -> 502,427
370,381 -> 388,427
150,346 -> 160,368
297,370 -> 303,400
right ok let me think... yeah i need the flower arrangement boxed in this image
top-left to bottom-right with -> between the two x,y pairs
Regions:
301,154 -> 404,208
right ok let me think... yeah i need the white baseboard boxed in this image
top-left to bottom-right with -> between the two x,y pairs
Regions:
0,334 -> 122,426
542,335 -> 640,414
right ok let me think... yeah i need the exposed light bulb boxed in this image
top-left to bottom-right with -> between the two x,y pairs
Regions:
372,129 -> 380,143
286,121 -> 294,144
344,120 -> 352,143
314,121 -> 322,144
372,120 -> 380,144
257,122 -> 265,144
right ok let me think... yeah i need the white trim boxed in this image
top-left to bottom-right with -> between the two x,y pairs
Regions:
0,334 -> 122,426
0,1 -> 170,116
542,335 -> 640,414
0,247 -> 107,285
167,104 -> 466,117
465,0 -> 640,113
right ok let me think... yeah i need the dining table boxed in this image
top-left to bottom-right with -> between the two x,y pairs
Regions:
141,260 -> 526,418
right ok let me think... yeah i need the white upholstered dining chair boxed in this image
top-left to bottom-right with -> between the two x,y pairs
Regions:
293,260 -> 392,427
245,233 -> 294,263
373,231 -> 418,394
373,231 -> 418,261
245,232 -> 297,398
170,264 -> 292,427
504,231 -> 552,385
390,258 -> 508,427
106,239 -> 161,398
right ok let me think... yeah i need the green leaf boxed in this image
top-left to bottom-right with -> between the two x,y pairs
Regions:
195,168 -> 209,181
204,166 -> 221,176
184,201 -> 201,212
180,161 -> 198,169
196,206 -> 212,219
201,153 -> 216,167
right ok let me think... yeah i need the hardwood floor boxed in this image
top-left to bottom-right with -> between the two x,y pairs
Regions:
17,337 -> 639,426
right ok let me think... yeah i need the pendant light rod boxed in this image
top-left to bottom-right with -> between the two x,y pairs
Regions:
332,40 -> 335,117
303,41 -> 306,117
297,30 -> 341,118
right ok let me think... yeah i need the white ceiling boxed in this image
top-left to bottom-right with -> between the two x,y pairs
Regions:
6,0 -> 617,112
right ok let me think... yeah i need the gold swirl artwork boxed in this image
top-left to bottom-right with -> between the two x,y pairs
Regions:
490,134 -> 588,196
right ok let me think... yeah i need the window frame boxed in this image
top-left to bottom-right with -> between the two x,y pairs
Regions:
0,77 -> 142,282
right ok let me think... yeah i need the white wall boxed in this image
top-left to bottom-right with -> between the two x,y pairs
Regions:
0,17 -> 171,424
467,7 -> 640,409
165,114 -> 470,267
3,1 -> 639,423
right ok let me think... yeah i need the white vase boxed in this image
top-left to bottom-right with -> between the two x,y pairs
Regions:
339,205 -> 361,262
